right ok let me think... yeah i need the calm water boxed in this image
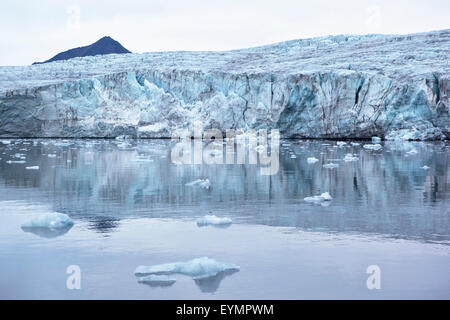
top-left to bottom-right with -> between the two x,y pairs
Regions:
0,138 -> 449,299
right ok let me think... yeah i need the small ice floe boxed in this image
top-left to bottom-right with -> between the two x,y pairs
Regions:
371,136 -> 381,143
290,154 -> 297,159
6,160 -> 26,164
47,154 -> 57,158
21,212 -> 74,238
196,215 -> 232,227
25,166 -> 39,170
343,154 -> 359,162
135,257 -> 240,280
351,142 -> 360,146
137,275 -> 176,287
406,148 -> 418,155
307,157 -> 319,164
323,163 -> 339,169
186,179 -> 211,190
363,144 -> 382,151
336,141 -> 347,147
421,165 -> 430,170
254,145 -> 265,152
304,192 -> 333,203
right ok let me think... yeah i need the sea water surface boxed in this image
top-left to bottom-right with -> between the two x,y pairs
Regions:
0,138 -> 448,299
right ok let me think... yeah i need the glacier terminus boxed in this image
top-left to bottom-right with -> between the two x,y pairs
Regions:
0,30 -> 449,140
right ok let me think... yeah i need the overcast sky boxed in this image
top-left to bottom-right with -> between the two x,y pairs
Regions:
1,0 -> 449,66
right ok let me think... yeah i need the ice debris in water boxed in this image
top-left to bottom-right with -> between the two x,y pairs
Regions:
304,192 -> 333,203
363,144 -> 382,150
196,215 -> 232,226
307,157 -> 319,164
351,142 -> 360,146
290,154 -> 297,159
0,140 -> 11,145
22,212 -> 74,229
343,154 -> 359,162
323,163 -> 339,169
372,136 -> 381,143
406,148 -> 418,155
336,141 -> 347,147
135,257 -> 240,280
47,154 -> 57,158
186,179 -> 211,189
421,165 -> 430,170
25,166 -> 39,170
6,160 -> 26,164
137,275 -> 176,286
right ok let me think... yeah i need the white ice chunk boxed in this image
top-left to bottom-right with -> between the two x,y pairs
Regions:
343,154 -> 359,162
406,148 -> 418,155
0,140 -> 11,145
363,144 -> 382,150
25,166 -> 39,170
47,154 -> 57,158
304,192 -> 333,203
421,165 -> 430,170
22,212 -> 74,229
186,179 -> 211,189
196,215 -> 232,226
351,142 -> 360,146
135,257 -> 240,280
6,160 -> 26,164
336,141 -> 347,147
371,136 -> 381,143
323,163 -> 339,169
307,157 -> 319,164
290,154 -> 297,159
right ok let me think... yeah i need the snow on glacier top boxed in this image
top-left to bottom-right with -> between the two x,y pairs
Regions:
1,29 -> 449,91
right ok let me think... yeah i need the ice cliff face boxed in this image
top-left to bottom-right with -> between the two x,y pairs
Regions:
0,30 -> 449,140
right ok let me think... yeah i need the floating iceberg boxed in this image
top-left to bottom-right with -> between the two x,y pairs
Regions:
6,160 -> 26,164
323,163 -> 339,169
336,141 -> 347,147
47,154 -> 57,158
185,179 -> 211,190
25,166 -> 39,170
135,257 -> 240,280
21,212 -> 74,238
0,140 -> 11,145
307,157 -> 319,164
196,215 -> 232,227
22,212 -> 74,229
421,165 -> 430,170
304,192 -> 333,203
363,144 -> 383,150
343,154 -> 359,162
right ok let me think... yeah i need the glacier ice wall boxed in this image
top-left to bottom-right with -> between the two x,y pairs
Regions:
0,30 -> 449,140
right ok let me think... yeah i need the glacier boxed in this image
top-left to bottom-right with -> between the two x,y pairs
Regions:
0,30 -> 449,140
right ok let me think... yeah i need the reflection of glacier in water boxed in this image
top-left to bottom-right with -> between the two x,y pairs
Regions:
0,138 -> 448,242
0,138 -> 449,299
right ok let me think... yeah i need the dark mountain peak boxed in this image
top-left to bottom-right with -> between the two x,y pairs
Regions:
33,36 -> 131,65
